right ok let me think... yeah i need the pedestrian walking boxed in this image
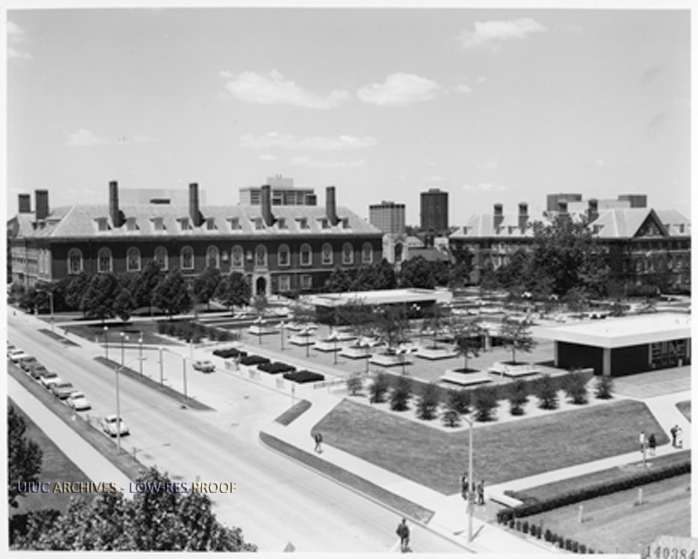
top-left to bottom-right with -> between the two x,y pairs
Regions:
670,425 -> 678,448
396,518 -> 410,553
648,433 -> 657,456
676,427 -> 683,449
460,472 -> 469,500
477,480 -> 485,505
313,432 -> 323,453
639,430 -> 646,455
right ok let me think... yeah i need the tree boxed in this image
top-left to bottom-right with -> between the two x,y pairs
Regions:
389,375 -> 413,411
415,383 -> 441,420
452,319 -> 484,372
562,370 -> 589,405
346,372 -> 364,396
442,410 -> 461,428
80,273 -> 121,322
374,305 -> 409,352
152,271 -> 192,319
113,285 -> 137,323
192,267 -> 222,311
369,372 -> 390,404
215,272 -> 251,311
445,389 -> 470,415
324,267 -> 355,292
499,317 -> 537,364
534,374 -> 559,410
420,304 -> 451,349
8,404 -> 43,509
398,256 -> 438,289
64,272 -> 90,311
507,379 -> 529,416
472,385 -> 498,422
594,375 -> 615,400
129,261 -> 164,311
11,467 -> 256,551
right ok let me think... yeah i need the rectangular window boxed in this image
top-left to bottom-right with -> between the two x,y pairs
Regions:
279,275 -> 291,292
229,218 -> 241,230
255,218 -> 265,230
206,218 -> 216,231
321,219 -> 329,229
342,218 -> 350,229
96,218 -> 110,231
152,217 -> 165,231
277,218 -> 287,230
297,218 -> 309,230
179,218 -> 192,231
126,218 -> 138,231
301,275 -> 312,289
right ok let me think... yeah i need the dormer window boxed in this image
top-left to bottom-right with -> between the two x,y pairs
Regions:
321,218 -> 330,229
152,217 -> 165,231
126,217 -> 138,231
297,218 -> 309,230
205,217 -> 216,231
254,218 -> 265,230
96,218 -> 110,231
178,217 -> 192,231
341,218 -> 350,229
229,217 -> 241,230
277,218 -> 287,230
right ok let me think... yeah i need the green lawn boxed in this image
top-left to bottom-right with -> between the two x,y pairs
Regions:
65,321 -> 179,347
314,398 -> 668,494
9,400 -> 91,516
524,474 -> 691,553
676,400 -> 691,422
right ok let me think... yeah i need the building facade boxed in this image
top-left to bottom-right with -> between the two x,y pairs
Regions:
239,176 -> 317,206
369,200 -> 406,235
449,195 -> 691,288
8,182 -> 383,297
420,188 -> 448,233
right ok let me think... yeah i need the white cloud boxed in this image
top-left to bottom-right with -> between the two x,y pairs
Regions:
357,73 -> 442,106
8,48 -> 32,61
459,18 -> 547,50
115,134 -> 159,145
455,84 -> 473,94
259,154 -> 277,161
241,132 -> 376,151
477,161 -> 499,170
425,175 -> 446,183
8,21 -> 25,38
8,21 -> 32,61
66,129 -> 110,147
220,70 -> 350,109
289,156 -> 364,169
462,183 -> 508,191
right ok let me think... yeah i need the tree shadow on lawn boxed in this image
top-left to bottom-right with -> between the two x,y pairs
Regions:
314,398 -> 668,495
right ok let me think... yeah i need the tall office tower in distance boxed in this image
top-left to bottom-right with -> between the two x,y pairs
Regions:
420,188 -> 448,232
369,200 -> 406,234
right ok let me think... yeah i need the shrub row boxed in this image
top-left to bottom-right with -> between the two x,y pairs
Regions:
283,370 -> 325,384
501,519 -> 596,554
258,361 -> 297,374
157,320 -> 237,343
496,458 -> 691,524
239,354 -> 271,367
212,347 -> 247,359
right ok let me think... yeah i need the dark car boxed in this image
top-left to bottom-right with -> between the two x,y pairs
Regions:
18,356 -> 39,372
29,364 -> 50,379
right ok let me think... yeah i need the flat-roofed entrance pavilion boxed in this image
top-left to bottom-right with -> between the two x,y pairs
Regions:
537,312 -> 691,377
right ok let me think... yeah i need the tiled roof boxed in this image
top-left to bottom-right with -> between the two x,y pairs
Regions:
11,203 -> 382,239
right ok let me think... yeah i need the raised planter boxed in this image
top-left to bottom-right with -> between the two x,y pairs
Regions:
340,345 -> 373,359
369,352 -> 412,368
489,362 -> 539,378
440,369 -> 492,387
288,333 -> 317,346
313,339 -> 346,352
414,345 -> 459,361
248,324 -> 277,336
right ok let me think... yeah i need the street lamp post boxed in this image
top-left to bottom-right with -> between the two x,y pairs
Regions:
103,326 -> 109,360
115,357 -> 146,452
48,291 -> 55,332
182,356 -> 188,399
464,414 -> 475,543
158,346 -> 164,385
120,332 -> 127,366
278,321 -> 287,351
138,333 -> 144,376
329,331 -> 339,365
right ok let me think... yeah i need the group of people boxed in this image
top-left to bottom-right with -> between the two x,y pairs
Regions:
670,425 -> 684,449
459,472 -> 485,505
640,424 -> 685,459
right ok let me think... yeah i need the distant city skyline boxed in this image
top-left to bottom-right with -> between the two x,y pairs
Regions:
7,4 -> 691,226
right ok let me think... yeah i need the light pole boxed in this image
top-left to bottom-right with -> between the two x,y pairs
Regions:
120,332 -> 127,366
138,333 -> 144,376
182,356 -> 188,399
115,357 -> 146,451
48,291 -> 55,332
158,346 -> 164,385
103,326 -> 109,360
278,321 -> 287,350
329,331 -> 339,365
464,414 -> 475,543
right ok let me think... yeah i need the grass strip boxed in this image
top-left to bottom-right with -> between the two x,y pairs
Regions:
676,401 -> 691,422
38,328 -> 80,347
94,356 -> 214,411
259,431 -> 434,524
274,400 -> 312,426
9,366 -> 145,481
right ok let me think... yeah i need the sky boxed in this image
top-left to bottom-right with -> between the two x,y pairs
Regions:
6,2 -> 692,226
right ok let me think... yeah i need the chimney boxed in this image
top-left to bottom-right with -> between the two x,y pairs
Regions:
493,203 -> 504,229
109,180 -> 122,228
557,200 -> 568,214
587,198 -> 599,223
35,190 -> 49,221
261,184 -> 274,226
518,202 -> 528,231
18,194 -> 31,214
326,186 -> 339,226
189,183 -> 202,227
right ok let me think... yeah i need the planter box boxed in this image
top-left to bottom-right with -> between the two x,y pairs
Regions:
340,346 -> 372,359
248,325 -> 277,336
313,339 -> 347,352
440,370 -> 492,387
415,346 -> 459,360
369,353 -> 412,368
489,362 -> 539,378
288,334 -> 317,346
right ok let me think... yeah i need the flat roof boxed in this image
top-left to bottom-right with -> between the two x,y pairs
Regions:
536,313 -> 691,349
304,288 -> 453,308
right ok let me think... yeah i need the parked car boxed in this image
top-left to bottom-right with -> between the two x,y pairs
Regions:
39,372 -> 61,389
101,415 -> 129,437
18,356 -> 39,371
51,381 -> 75,399
8,349 -> 29,363
193,360 -> 216,373
29,364 -> 50,379
67,391 -> 91,411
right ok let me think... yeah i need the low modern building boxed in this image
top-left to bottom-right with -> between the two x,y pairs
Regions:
239,175 -> 317,206
8,181 -> 383,297
537,313 -> 691,376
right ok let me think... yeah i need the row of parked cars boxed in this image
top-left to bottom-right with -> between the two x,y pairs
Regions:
8,343 -> 129,437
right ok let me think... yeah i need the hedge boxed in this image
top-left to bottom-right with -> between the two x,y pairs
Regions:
239,354 -> 271,367
212,347 -> 247,359
283,370 -> 325,384
258,361 -> 297,374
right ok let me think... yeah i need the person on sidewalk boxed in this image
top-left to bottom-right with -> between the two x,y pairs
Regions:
639,430 -> 646,456
648,433 -> 657,456
477,480 -> 485,505
313,432 -> 323,453
676,427 -> 683,449
396,518 -> 410,553
460,472 -> 469,500
670,425 -> 678,447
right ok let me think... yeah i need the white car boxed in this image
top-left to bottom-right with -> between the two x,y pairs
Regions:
67,391 -> 91,411
193,360 -> 216,373
40,372 -> 61,389
101,415 -> 129,437
8,349 -> 29,362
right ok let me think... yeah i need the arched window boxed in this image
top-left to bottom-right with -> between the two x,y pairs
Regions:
154,246 -> 169,271
362,242 -> 373,264
68,248 -> 83,275
342,243 -> 354,265
181,246 -> 194,270
127,247 -> 141,272
300,244 -> 312,266
255,245 -> 267,267
322,243 -> 333,265
278,244 -> 290,267
97,248 -> 112,273
206,246 -> 220,268
232,245 -> 244,268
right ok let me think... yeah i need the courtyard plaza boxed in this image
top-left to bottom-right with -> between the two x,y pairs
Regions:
29,310 -> 692,553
